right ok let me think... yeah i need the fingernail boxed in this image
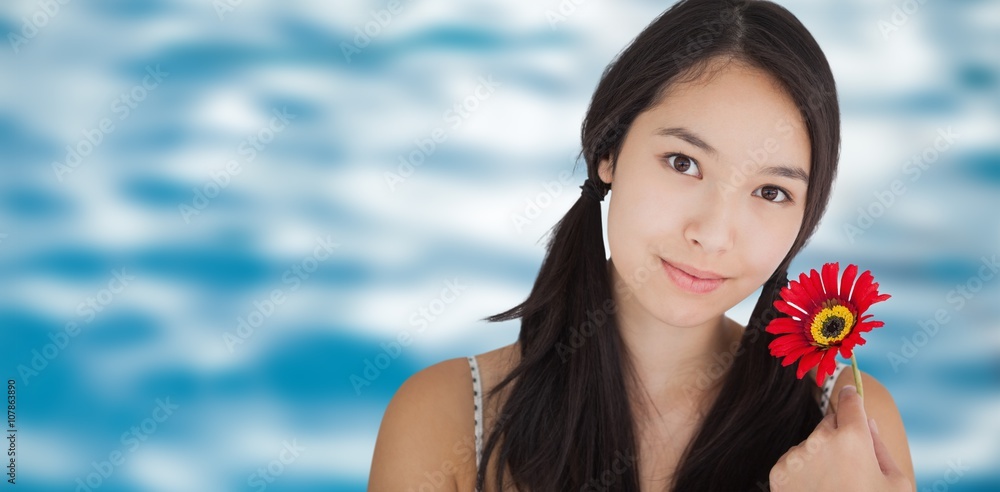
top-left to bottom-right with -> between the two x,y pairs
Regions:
840,384 -> 856,397
869,418 -> 879,434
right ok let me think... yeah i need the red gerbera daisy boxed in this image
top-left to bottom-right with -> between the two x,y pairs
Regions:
765,262 -> 891,388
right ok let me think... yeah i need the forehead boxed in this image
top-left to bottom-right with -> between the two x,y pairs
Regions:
633,60 -> 811,172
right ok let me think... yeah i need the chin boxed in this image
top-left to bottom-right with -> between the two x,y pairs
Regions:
650,300 -> 716,327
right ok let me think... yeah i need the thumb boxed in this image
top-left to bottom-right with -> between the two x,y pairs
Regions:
868,418 -> 902,476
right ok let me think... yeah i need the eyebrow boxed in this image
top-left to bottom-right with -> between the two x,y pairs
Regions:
653,126 -> 810,183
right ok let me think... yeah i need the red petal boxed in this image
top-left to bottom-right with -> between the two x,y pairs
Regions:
821,262 -> 840,297
779,282 -> 814,313
774,300 -> 807,318
853,319 -> 885,334
856,289 -> 891,314
800,270 -> 825,305
839,344 -> 854,358
850,270 -> 876,306
838,334 -> 867,358
815,349 -> 838,386
840,264 -> 859,302
778,344 -> 816,366
796,350 -> 824,379
765,317 -> 803,334
769,334 -> 809,353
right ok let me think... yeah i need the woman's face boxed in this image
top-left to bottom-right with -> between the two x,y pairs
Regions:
598,59 -> 812,327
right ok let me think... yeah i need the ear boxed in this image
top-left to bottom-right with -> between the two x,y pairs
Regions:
597,155 -> 614,185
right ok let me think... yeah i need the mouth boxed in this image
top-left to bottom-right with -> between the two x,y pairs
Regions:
660,258 -> 727,294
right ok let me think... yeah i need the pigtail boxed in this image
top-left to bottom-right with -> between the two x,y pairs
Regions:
479,177 -> 642,491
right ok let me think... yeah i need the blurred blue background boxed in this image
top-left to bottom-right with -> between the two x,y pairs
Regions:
1,0 -> 998,491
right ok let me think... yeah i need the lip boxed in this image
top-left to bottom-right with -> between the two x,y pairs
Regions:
661,258 -> 726,294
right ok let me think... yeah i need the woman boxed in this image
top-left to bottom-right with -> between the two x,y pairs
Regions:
370,0 -> 915,490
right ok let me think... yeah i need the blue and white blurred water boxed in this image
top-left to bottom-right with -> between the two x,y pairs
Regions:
0,1 -> 998,491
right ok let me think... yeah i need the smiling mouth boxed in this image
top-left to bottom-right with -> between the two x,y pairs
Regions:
661,259 -> 726,294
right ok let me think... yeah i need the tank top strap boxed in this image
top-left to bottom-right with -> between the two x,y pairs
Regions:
819,361 -> 851,415
467,356 -> 484,471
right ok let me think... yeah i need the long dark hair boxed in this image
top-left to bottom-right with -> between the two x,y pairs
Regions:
477,0 -> 840,490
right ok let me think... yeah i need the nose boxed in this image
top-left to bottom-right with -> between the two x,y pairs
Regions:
684,187 -> 735,254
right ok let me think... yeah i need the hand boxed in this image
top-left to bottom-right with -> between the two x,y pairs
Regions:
768,384 -> 913,492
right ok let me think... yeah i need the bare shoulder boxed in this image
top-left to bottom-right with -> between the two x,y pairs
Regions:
828,369 -> 916,488
368,357 -> 477,492
475,342 -> 521,386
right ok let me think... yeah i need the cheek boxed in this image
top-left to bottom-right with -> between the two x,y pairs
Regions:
740,211 -> 802,274
606,189 -> 685,261
605,197 -> 669,285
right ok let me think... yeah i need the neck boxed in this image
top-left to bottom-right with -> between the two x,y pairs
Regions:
605,258 -> 741,422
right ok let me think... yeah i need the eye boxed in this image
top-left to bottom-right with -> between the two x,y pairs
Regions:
665,153 -> 701,177
753,185 -> 793,204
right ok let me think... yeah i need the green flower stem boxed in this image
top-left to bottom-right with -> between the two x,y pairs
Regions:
850,352 -> 864,399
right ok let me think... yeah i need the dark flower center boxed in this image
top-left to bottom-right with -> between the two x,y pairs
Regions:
821,317 -> 846,338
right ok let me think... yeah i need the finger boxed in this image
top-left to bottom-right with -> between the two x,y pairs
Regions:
833,384 -> 869,433
804,412 -> 837,451
815,409 -> 837,433
868,418 -> 903,477
778,443 -> 801,462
